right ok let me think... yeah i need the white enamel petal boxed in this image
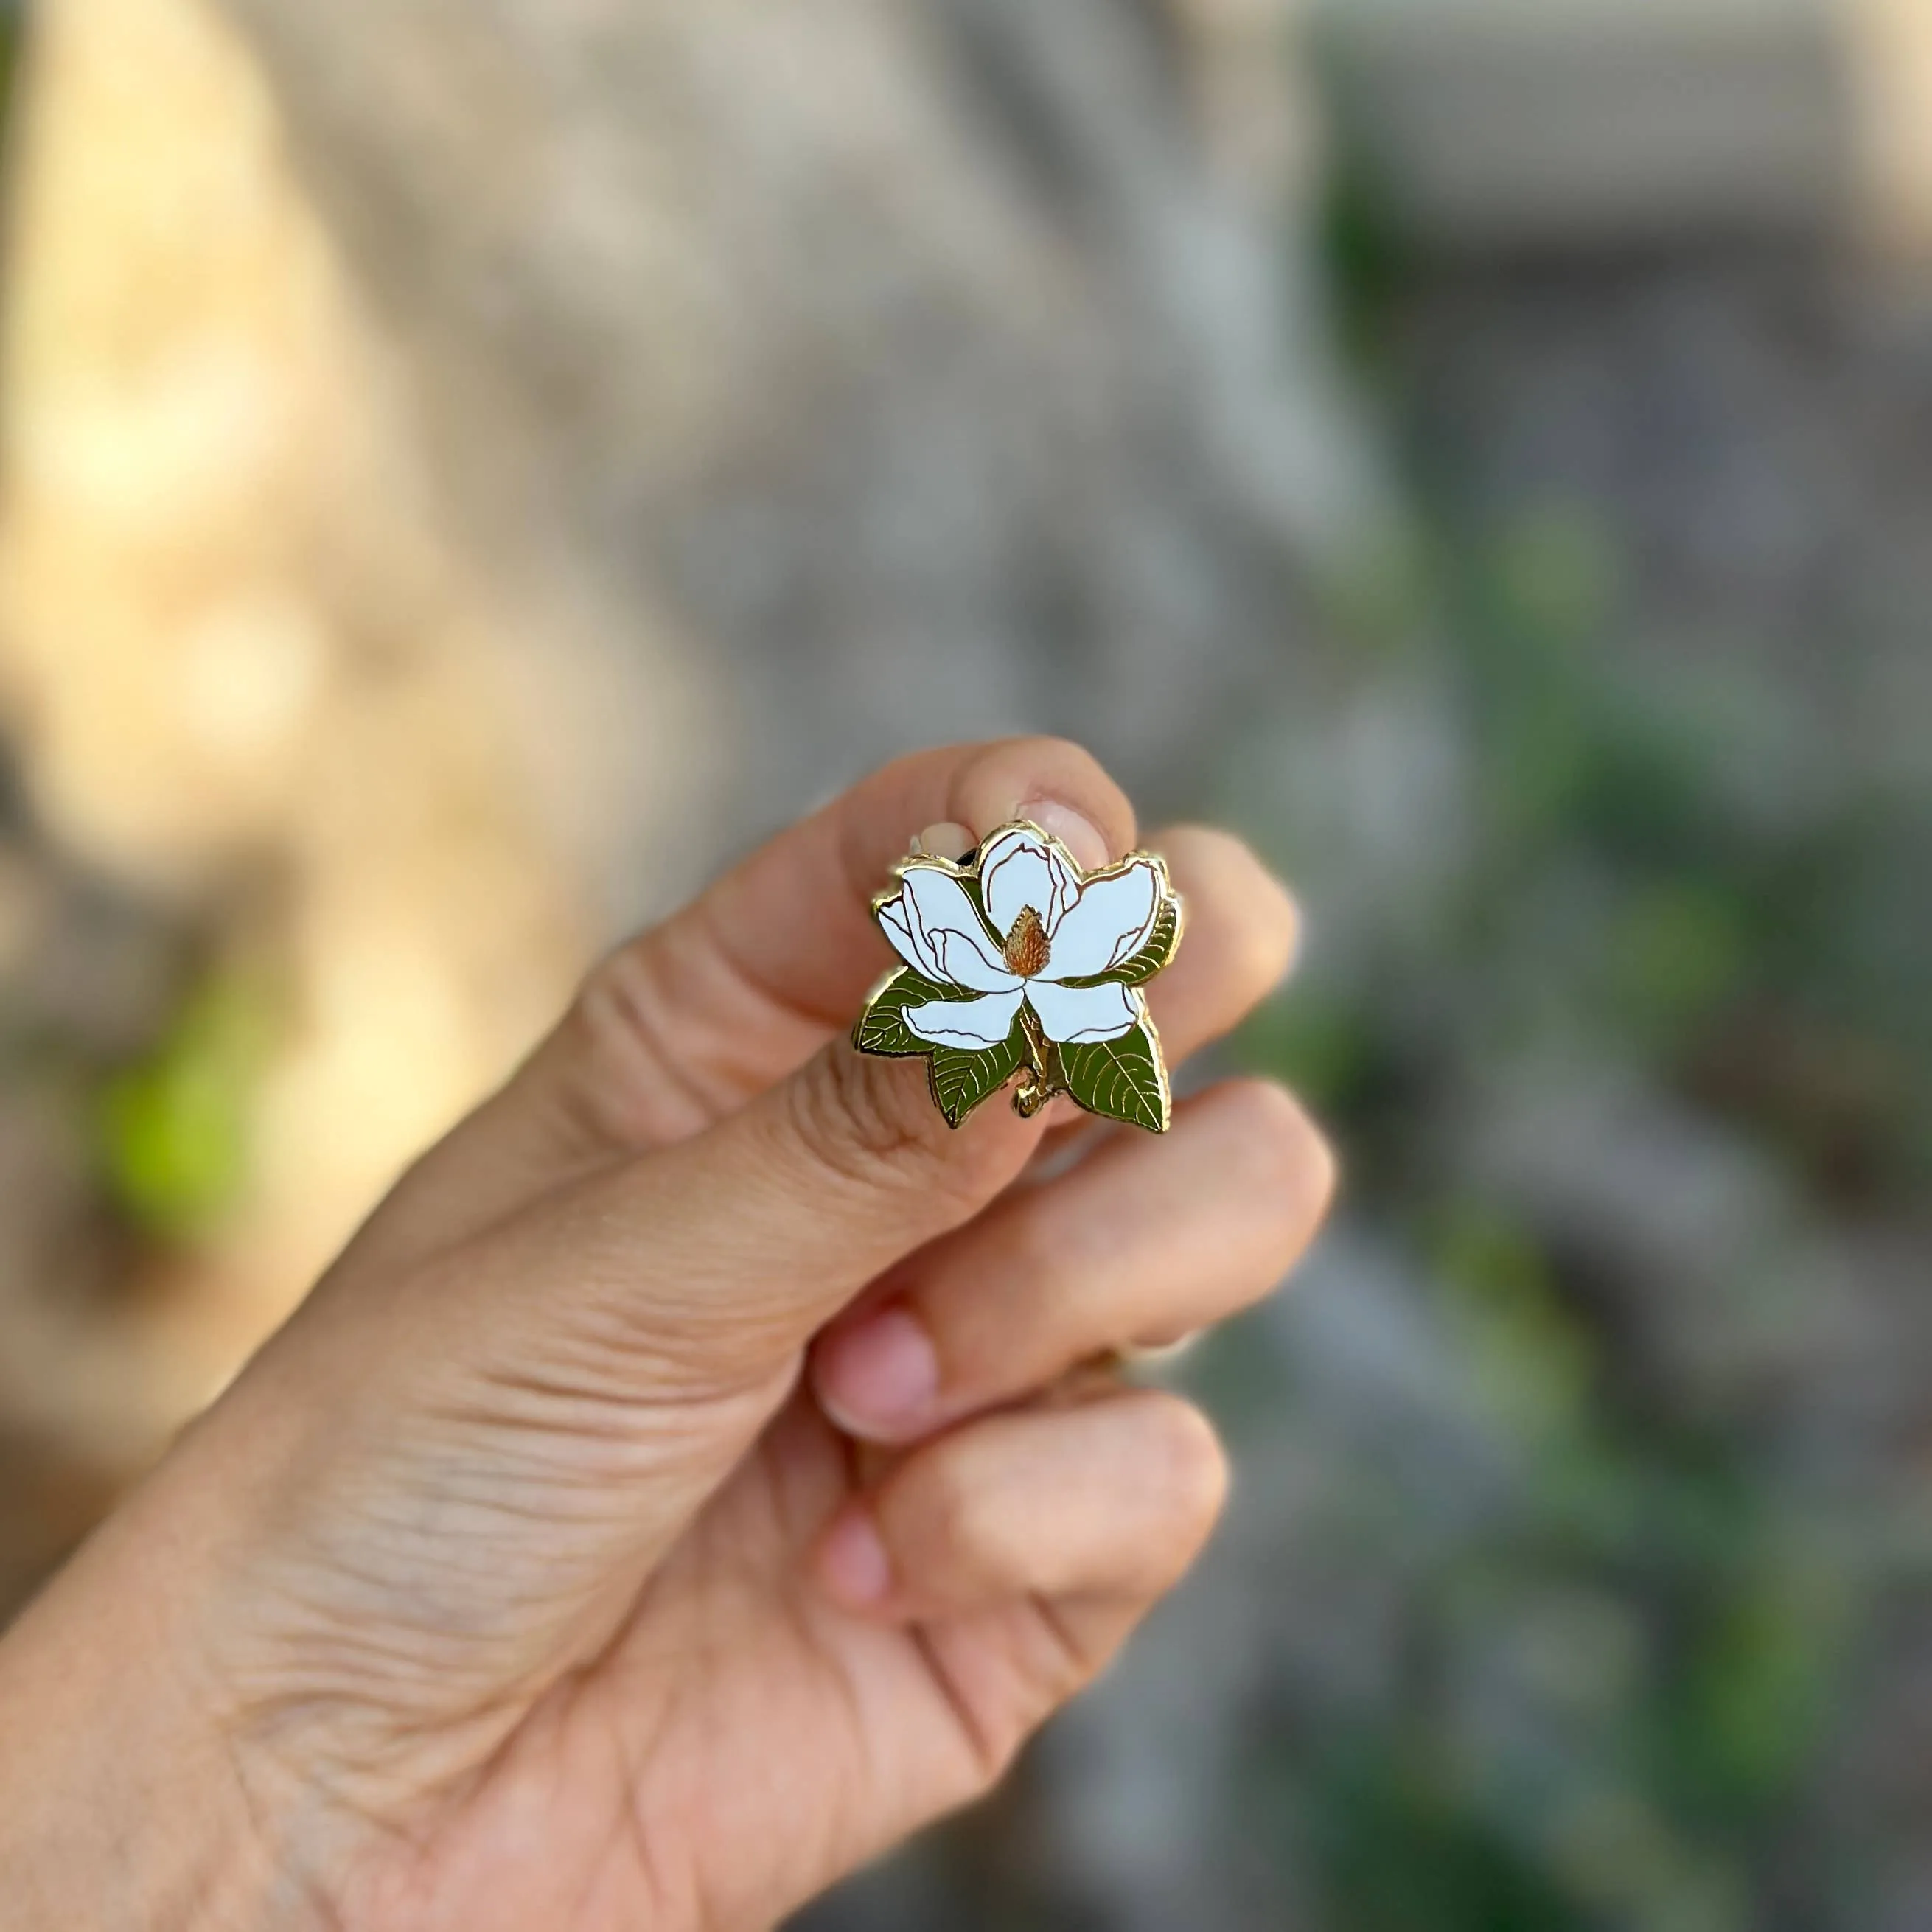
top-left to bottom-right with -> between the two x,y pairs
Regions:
1025,977 -> 1142,1045
899,865 -> 1018,993
904,987 -> 1025,1048
1040,860 -> 1161,980
876,896 -> 933,977
935,930 -> 1023,993
980,826 -> 1081,941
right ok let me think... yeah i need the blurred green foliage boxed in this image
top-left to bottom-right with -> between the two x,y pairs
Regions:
1234,536 -> 1891,1922
1202,146 -> 1932,1932
97,968 -> 275,1242
1301,1734 -> 1586,1932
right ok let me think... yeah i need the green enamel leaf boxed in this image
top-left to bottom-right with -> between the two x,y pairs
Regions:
927,1021 -> 1027,1128
1108,896 -> 1180,986
958,868 -> 994,932
854,966 -> 974,1057
1059,895 -> 1180,990
1058,1019 -> 1170,1132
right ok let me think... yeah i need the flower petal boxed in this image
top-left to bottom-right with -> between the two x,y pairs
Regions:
904,987 -> 1025,1048
1025,978 -> 1142,1045
876,896 -> 932,977
1041,860 -> 1161,980
980,826 -> 1081,942
899,865 -> 1019,993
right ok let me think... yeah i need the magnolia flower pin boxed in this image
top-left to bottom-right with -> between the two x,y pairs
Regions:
853,821 -> 1182,1131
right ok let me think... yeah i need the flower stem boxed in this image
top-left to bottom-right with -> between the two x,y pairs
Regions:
1012,1003 -> 1059,1118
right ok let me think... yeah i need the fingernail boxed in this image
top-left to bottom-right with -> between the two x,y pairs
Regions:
1013,795 -> 1109,869
817,1505 -> 893,1607
915,820 -> 975,862
813,1306 -> 940,1439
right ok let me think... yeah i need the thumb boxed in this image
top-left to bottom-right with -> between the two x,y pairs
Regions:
512,1037 -> 1048,1384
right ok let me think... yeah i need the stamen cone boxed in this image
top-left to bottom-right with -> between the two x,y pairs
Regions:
1002,905 -> 1050,977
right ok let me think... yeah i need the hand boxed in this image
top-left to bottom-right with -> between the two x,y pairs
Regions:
0,739 -> 1333,1932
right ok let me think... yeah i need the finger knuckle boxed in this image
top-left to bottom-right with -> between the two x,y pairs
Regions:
1224,884 -> 1301,1006
1220,1079 -> 1338,1248
569,941 -> 643,1045
566,936 -> 722,1143
918,1454 -> 1013,1578
788,1047 -> 930,1181
785,1047 -> 1001,1212
1166,827 -> 1300,980
1143,1395 -> 1230,1551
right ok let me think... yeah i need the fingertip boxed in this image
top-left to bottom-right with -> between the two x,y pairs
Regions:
1207,1077 -> 1338,1218
914,821 -> 976,862
812,1303 -> 941,1442
951,737 -> 1137,868
1144,1391 -> 1232,1532
1162,826 -> 1301,988
1102,1389 -> 1231,1592
1134,829 -> 1303,1068
857,1390 -> 1231,1616
1014,798 -> 1110,871
817,1503 -> 894,1610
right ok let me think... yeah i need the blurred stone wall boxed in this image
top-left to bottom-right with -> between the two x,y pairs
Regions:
0,0 -> 1378,1594
1311,0 -> 1932,256
209,0 -> 1385,872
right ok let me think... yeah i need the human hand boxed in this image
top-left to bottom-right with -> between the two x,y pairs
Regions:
0,739 -> 1333,1931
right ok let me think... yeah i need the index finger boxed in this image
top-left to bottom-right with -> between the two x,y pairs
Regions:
684,736 -> 1132,1052
366,740 -> 1135,1259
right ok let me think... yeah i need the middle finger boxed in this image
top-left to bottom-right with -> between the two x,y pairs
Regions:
809,1076 -> 1334,1444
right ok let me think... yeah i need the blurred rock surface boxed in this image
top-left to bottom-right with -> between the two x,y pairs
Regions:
0,0 -> 1375,1600
212,0 -> 1384,879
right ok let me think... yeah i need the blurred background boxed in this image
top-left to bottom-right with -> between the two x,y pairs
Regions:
1,0 -> 1930,1925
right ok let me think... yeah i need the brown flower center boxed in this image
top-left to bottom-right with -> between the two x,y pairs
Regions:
1002,904 -> 1051,977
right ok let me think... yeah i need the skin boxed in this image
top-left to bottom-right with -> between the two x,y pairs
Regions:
0,739 -> 1333,1932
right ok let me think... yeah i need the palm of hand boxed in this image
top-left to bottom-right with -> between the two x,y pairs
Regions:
388,1391 -> 1078,1932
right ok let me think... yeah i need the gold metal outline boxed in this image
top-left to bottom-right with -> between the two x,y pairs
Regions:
851,818 -> 1184,1131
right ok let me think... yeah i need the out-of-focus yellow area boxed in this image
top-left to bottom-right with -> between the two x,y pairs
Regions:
1851,0 -> 1932,247
0,0 -> 583,1475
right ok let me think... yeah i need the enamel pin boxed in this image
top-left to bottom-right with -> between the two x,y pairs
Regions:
852,821 -> 1182,1131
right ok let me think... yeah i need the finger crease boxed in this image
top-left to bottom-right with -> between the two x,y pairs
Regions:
692,891 -> 857,1036
583,945 -> 735,1140
910,1622 -> 1007,1785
